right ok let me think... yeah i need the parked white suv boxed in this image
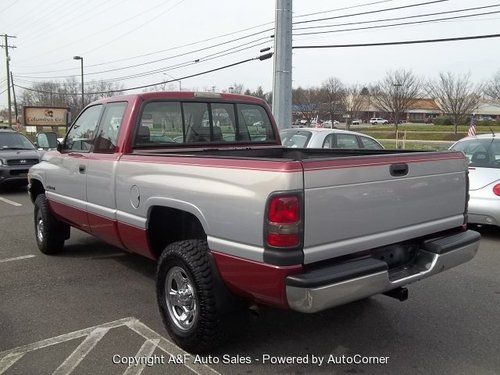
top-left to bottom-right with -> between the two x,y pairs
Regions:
370,117 -> 389,125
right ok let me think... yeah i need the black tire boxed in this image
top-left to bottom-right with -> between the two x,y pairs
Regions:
156,240 -> 223,353
34,194 -> 69,254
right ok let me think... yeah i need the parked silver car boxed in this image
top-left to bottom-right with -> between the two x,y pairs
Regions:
280,128 -> 384,150
450,134 -> 500,227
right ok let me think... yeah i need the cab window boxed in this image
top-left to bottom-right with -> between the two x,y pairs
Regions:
64,105 -> 103,152
134,101 -> 276,147
94,102 -> 127,153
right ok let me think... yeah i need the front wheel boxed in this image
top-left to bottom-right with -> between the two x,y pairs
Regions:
156,240 -> 223,353
34,194 -> 69,254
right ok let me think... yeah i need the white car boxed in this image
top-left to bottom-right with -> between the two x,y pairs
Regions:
450,134 -> 500,227
317,120 -> 339,128
370,117 -> 389,125
280,128 -> 384,150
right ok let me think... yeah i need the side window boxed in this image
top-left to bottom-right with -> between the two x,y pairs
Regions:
336,134 -> 359,149
360,136 -> 383,150
65,105 -> 102,152
94,102 -> 127,153
137,102 -> 183,146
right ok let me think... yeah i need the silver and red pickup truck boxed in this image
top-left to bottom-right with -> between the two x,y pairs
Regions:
28,92 -> 480,352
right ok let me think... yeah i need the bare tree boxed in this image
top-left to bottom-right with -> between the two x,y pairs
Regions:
484,71 -> 500,100
371,69 -> 421,133
292,87 -> 320,124
318,77 -> 345,124
427,72 -> 481,133
21,78 -> 123,117
230,83 -> 244,94
344,84 -> 369,130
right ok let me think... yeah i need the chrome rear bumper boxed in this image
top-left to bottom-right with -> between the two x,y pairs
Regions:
286,230 -> 480,313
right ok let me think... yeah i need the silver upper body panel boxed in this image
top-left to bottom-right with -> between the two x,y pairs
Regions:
31,149 -> 468,265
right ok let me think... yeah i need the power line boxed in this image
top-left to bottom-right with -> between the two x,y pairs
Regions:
293,0 -> 448,25
10,0 -> 417,73
14,24 -> 274,74
293,0 -> 396,19
21,0 -> 176,51
15,39 -> 272,86
18,0 -> 111,44
16,33 -> 273,80
292,33 -> 500,49
14,53 -> 273,96
0,0 -> 19,13
293,3 -> 500,31
293,9 -> 500,37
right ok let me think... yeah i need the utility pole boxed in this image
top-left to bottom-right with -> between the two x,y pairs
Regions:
272,0 -> 292,130
10,71 -> 18,124
1,34 -> 16,126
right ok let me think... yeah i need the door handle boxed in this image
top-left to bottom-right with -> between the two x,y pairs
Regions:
78,164 -> 86,174
390,163 -> 408,177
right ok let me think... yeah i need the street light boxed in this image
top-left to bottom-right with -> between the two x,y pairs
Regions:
163,73 -> 181,91
73,56 -> 84,109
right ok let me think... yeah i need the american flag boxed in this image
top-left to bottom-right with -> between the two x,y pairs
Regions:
468,114 -> 477,137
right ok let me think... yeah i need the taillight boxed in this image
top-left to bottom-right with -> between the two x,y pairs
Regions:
266,195 -> 302,248
493,184 -> 500,196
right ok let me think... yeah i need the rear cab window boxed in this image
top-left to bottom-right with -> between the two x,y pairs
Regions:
134,100 -> 276,148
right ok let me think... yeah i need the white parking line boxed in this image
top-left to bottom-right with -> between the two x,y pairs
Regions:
52,327 -> 109,375
0,255 -> 36,263
0,317 -> 220,375
123,339 -> 160,375
0,197 -> 22,207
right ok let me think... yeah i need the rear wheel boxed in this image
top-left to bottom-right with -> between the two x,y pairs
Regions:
156,240 -> 224,353
34,194 -> 69,254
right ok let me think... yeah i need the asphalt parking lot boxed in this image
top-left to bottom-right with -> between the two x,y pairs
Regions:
1,187 -> 499,375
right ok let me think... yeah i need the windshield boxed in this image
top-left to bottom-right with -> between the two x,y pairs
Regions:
0,132 -> 35,150
280,130 -> 312,148
451,138 -> 500,169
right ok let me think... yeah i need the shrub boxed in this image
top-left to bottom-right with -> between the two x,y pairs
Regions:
432,116 -> 454,125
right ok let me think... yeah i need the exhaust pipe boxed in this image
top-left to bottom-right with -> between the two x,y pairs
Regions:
383,287 -> 408,301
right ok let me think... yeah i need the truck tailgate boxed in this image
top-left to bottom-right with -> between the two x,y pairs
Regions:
302,152 -> 467,264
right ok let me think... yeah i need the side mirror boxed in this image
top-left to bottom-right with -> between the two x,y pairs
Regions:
36,132 -> 58,150
57,142 -> 63,152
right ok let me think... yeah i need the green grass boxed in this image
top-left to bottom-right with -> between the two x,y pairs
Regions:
359,131 -> 468,142
356,124 -> 500,132
380,140 -> 451,151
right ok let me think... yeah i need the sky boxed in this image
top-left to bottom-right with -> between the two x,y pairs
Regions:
1,0 -> 500,108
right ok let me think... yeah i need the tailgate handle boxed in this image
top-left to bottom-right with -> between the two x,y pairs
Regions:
390,163 -> 408,177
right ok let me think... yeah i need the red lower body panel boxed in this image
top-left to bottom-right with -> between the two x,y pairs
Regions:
87,211 -> 124,249
211,251 -> 303,309
49,200 -> 90,232
48,199 -> 154,259
117,222 -> 155,259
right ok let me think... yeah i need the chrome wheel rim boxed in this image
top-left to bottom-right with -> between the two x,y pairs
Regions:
36,216 -> 44,243
165,266 -> 197,331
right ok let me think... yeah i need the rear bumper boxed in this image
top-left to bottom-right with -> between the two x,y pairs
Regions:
286,230 -> 480,313
468,196 -> 500,226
